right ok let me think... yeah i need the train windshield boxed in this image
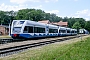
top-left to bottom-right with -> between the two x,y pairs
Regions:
13,21 -> 25,27
13,27 -> 21,33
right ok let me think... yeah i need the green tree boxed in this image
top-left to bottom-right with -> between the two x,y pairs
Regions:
0,11 -> 11,25
77,18 -> 86,28
6,10 -> 17,24
16,9 -> 45,21
85,21 -> 90,33
68,17 -> 77,28
63,17 -> 68,22
72,22 -> 81,33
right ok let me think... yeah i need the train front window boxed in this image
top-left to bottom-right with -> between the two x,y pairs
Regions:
19,21 -> 25,24
13,21 -> 25,26
13,27 -> 21,33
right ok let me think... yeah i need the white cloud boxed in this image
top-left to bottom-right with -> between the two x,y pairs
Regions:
88,14 -> 90,16
85,18 -> 90,21
45,10 -> 59,14
75,9 -> 90,18
0,3 -> 27,11
45,0 -> 58,3
10,0 -> 40,4
31,5 -> 43,9
68,9 -> 90,21
75,9 -> 90,15
0,3 -> 44,11
10,0 -> 58,4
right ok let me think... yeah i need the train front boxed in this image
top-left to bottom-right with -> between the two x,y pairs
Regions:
11,20 -> 25,39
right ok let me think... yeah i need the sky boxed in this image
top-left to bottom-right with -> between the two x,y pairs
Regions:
0,0 -> 90,21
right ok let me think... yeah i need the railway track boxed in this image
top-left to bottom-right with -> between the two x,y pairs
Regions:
0,35 -> 87,57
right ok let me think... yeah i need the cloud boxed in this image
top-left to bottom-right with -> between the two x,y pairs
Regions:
75,9 -> 90,18
31,5 -> 43,9
0,3 -> 27,11
45,0 -> 58,3
0,3 -> 43,11
75,9 -> 90,15
45,10 -> 59,14
10,0 -> 40,4
10,0 -> 58,4
68,9 -> 90,21
85,18 -> 90,21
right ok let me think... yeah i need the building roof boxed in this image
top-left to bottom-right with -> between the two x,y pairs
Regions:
38,20 -> 68,27
52,21 -> 68,27
51,22 -> 57,25
57,21 -> 68,26
38,20 -> 50,24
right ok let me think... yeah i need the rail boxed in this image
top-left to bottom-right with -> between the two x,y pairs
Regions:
0,34 -> 87,57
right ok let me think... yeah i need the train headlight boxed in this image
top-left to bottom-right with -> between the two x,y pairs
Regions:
13,34 -> 17,37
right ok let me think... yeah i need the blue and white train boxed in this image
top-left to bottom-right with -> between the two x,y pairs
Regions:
79,29 -> 89,34
11,20 -> 77,39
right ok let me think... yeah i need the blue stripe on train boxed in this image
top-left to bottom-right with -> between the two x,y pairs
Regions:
20,34 -> 46,38
19,34 -> 33,38
11,33 -> 59,39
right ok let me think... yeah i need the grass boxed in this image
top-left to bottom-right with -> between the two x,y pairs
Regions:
0,35 -> 11,38
0,35 -> 90,60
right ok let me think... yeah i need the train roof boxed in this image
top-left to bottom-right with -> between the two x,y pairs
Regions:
13,20 -> 59,28
13,20 -> 46,25
47,24 -> 58,29
59,26 -> 66,30
71,29 -> 77,31
13,20 -> 47,27
66,28 -> 71,30
26,20 -> 46,25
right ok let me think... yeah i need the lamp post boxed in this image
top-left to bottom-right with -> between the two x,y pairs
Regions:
9,21 -> 11,36
0,16 -> 1,25
0,16 -> 3,25
8,10 -> 15,36
8,16 -> 12,36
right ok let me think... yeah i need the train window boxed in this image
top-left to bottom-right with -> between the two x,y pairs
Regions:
34,27 -> 45,33
59,30 -> 66,33
49,29 -> 58,33
17,21 -> 25,25
23,26 -> 33,33
13,21 -> 25,26
67,30 -> 70,33
19,21 -> 25,24
28,26 -> 33,33
75,31 -> 77,33
71,31 -> 74,33
13,27 -> 21,33
23,26 -> 28,33
13,21 -> 17,25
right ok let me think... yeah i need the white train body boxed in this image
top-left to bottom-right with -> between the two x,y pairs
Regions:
11,20 -> 77,39
79,29 -> 89,34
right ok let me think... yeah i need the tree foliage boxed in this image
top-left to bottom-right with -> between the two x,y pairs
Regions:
0,9 -> 89,33
85,21 -> 90,32
72,22 -> 81,33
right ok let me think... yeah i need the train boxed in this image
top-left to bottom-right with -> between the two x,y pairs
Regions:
79,29 -> 89,34
11,20 -> 78,39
